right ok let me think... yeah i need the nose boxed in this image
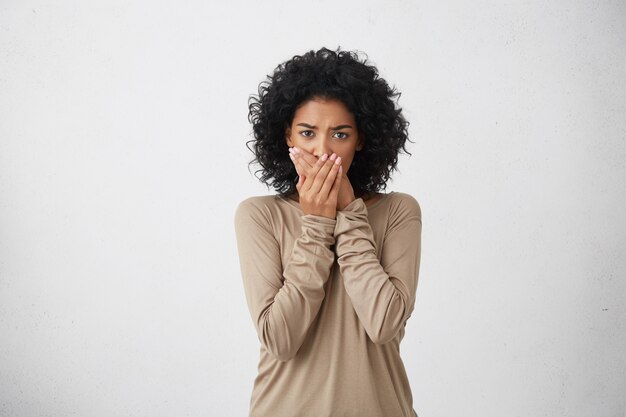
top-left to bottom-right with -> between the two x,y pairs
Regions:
314,135 -> 333,158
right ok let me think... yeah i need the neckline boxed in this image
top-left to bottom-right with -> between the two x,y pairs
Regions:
279,192 -> 395,212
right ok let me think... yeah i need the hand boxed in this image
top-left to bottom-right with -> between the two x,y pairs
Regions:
288,147 -> 343,218
336,175 -> 356,211
289,147 -> 355,211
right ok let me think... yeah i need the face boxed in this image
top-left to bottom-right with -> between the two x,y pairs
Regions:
285,97 -> 362,173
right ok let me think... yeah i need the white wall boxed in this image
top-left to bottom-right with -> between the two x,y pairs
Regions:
1,1 -> 625,416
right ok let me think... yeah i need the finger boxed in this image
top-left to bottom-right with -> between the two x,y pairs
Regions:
291,153 -> 305,177
309,154 -> 339,195
301,153 -> 329,192
292,147 -> 317,174
289,148 -> 304,176
319,156 -> 342,199
329,164 -> 343,199
295,173 -> 305,191
291,149 -> 316,181
291,152 -> 312,182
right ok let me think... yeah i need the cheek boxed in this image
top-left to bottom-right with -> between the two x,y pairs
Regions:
289,135 -> 309,149
288,130 -> 304,145
340,159 -> 349,173
296,140 -> 318,154
300,144 -> 317,155
340,153 -> 355,172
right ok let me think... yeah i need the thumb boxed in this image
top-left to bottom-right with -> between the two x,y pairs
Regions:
296,174 -> 305,191
332,166 -> 342,198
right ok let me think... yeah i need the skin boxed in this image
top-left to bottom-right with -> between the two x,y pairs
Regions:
285,97 -> 382,218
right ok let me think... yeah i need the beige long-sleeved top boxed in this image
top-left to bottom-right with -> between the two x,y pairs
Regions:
234,191 -> 422,417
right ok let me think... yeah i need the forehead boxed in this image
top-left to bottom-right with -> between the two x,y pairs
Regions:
293,98 -> 355,123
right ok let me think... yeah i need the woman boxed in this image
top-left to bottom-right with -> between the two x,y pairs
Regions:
234,47 -> 422,417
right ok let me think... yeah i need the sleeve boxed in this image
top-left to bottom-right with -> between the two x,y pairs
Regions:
234,199 -> 337,361
334,194 -> 422,344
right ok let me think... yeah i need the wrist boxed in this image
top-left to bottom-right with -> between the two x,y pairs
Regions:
302,206 -> 338,219
337,196 -> 355,211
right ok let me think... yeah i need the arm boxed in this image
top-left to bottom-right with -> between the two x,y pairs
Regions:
334,194 -> 422,344
234,199 -> 336,361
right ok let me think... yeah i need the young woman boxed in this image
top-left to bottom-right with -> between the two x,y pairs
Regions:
234,47 -> 422,417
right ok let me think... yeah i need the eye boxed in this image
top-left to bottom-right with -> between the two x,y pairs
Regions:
299,130 -> 314,138
333,131 -> 348,139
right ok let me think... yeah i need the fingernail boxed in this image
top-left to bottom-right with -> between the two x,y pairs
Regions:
330,153 -> 337,161
335,156 -> 342,165
288,147 -> 294,154
321,153 -> 328,161
293,147 -> 300,154
289,153 -> 295,160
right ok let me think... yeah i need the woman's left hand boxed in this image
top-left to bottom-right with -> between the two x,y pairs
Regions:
336,173 -> 355,210
289,147 -> 355,210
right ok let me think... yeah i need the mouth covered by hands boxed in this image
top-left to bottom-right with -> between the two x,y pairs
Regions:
288,147 -> 356,216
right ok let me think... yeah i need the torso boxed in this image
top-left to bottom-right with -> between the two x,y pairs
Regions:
235,191 -> 419,417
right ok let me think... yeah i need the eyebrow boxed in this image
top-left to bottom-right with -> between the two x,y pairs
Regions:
296,123 -> 353,130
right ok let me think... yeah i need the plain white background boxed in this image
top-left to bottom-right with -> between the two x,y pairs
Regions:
1,1 -> 625,416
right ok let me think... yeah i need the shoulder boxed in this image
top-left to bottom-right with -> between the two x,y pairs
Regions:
234,195 -> 283,228
386,191 -> 422,221
235,195 -> 278,214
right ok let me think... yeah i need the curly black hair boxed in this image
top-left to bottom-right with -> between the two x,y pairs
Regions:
247,46 -> 411,197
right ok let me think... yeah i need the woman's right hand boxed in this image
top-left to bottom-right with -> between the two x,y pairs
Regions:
289,147 -> 343,219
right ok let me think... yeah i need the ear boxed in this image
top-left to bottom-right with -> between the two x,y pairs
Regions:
285,126 -> 293,147
356,135 -> 364,151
